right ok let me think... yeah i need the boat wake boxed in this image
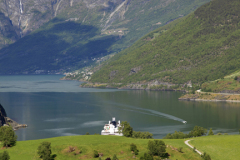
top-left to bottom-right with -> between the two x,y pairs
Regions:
107,102 -> 186,123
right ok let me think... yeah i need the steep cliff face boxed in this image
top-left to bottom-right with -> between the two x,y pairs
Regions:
0,104 -> 7,126
0,12 -> 20,48
0,0 -> 52,43
0,0 -> 125,47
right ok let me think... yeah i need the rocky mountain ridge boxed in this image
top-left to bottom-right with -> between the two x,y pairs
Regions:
0,0 -> 127,48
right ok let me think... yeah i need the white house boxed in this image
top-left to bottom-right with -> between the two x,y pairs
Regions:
101,117 -> 123,136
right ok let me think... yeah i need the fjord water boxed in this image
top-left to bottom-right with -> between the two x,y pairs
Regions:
0,75 -> 240,141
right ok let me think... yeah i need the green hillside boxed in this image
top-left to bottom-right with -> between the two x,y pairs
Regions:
90,0 -> 240,85
0,0 -> 210,74
190,135 -> 240,160
2,135 -> 240,160
0,135 -> 202,160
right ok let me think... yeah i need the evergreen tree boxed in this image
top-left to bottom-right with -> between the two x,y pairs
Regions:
208,128 -> 214,136
0,126 -> 17,147
37,142 -> 52,160
0,151 -> 10,160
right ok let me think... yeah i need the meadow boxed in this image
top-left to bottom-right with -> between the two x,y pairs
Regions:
190,135 -> 240,160
0,135 -> 202,160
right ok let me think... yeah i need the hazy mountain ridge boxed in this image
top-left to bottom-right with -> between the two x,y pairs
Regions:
0,0 -> 210,74
90,0 -> 240,85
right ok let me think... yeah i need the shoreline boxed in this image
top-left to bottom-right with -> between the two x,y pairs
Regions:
179,92 -> 240,103
6,117 -> 27,130
179,98 -> 240,103
80,82 -> 187,92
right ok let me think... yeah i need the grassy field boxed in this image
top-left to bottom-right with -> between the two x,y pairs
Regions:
189,135 -> 240,160
0,135 -> 202,160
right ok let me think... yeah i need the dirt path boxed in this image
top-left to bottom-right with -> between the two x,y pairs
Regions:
184,140 -> 202,155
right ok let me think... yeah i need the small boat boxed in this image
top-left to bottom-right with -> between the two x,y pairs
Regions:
101,117 -> 123,136
182,121 -> 187,124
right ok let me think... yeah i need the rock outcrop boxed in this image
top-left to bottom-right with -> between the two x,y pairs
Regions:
0,104 -> 7,126
0,104 -> 27,130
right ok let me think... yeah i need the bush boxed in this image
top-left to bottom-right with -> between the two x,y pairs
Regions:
130,143 -> 139,155
148,140 -> 166,157
163,131 -> 188,139
37,142 -> 52,160
201,152 -> 211,160
132,131 -> 153,139
86,132 -> 90,135
140,153 -> 153,160
178,147 -> 183,153
217,133 -> 222,135
0,126 -> 17,147
112,154 -> 118,160
93,150 -> 99,158
0,151 -> 10,160
234,76 -> 238,80
193,147 -> 196,152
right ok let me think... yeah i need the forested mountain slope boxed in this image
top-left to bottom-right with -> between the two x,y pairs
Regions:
0,0 -> 210,74
90,0 -> 240,85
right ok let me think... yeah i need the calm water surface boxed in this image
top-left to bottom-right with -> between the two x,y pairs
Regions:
0,75 -> 240,141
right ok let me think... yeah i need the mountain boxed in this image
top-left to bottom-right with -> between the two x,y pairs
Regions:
0,0 -> 210,74
90,0 -> 240,85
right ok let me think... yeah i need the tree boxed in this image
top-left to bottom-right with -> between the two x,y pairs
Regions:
37,142 -> 52,160
0,151 -> 10,160
0,126 -> 17,147
208,128 -> 214,136
188,126 -> 207,137
119,121 -> 133,137
148,140 -> 166,157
